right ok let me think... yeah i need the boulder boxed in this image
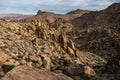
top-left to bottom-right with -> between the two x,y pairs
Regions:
63,64 -> 96,77
1,66 -> 73,80
0,49 -> 9,62
41,54 -> 51,71
84,66 -> 96,77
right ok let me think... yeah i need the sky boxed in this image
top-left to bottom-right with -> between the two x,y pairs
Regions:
0,0 -> 119,14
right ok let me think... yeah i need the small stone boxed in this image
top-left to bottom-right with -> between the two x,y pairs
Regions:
41,54 -> 51,71
84,66 -> 96,77
4,48 -> 11,53
8,36 -> 17,41
29,56 -> 38,61
68,40 -> 76,50
67,47 -> 75,55
20,32 -> 28,37
24,52 -> 29,58
20,60 -> 26,65
26,62 -> 32,67
0,49 -> 9,62
14,61 -> 20,66
5,41 -> 13,46
118,61 -> 120,66
3,59 -> 15,66
29,56 -> 42,66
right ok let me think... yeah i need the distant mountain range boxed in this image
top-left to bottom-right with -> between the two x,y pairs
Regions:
0,9 -> 89,21
0,14 -> 33,20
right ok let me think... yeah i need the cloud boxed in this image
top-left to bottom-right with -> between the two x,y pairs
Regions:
0,0 -> 119,14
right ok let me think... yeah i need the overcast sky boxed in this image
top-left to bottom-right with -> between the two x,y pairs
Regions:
0,0 -> 119,14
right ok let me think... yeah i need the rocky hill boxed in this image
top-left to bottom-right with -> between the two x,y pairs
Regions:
72,3 -> 120,32
68,3 -> 120,79
19,9 -> 89,33
71,3 -> 120,61
36,9 -> 89,23
0,19 -> 106,80
0,3 -> 120,80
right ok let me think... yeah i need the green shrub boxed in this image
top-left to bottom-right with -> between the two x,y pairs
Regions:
2,65 -> 15,73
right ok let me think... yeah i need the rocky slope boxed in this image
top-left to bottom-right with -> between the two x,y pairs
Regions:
68,3 -> 120,79
19,9 -> 89,32
0,18 -> 106,80
72,3 -> 120,32
71,3 -> 120,60
36,9 -> 89,23
0,2 -> 120,80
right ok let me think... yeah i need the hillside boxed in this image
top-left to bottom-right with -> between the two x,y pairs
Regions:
19,9 -> 89,32
72,3 -> 120,32
0,3 -> 120,80
0,19 -> 107,80
71,3 -> 120,60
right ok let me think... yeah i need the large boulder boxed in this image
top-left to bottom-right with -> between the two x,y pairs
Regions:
1,66 -> 73,80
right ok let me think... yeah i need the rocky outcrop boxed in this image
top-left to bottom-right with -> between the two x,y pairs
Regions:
0,18 -> 109,80
76,51 -> 107,66
59,32 -> 77,56
1,66 -> 73,80
72,3 -> 120,32
21,9 -> 88,32
72,27 -> 120,61
70,3 -> 120,79
62,64 -> 96,80
84,66 -> 96,77
63,65 -> 96,76
50,18 -> 73,32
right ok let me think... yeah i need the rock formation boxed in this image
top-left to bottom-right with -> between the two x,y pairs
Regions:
1,66 -> 73,80
0,2 -> 120,80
